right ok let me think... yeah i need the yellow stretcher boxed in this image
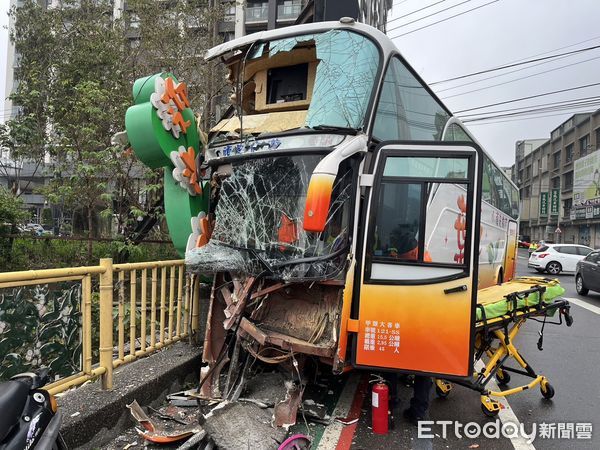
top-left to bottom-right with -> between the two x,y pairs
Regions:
434,277 -> 574,416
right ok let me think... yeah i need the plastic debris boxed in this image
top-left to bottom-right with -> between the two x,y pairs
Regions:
126,400 -> 202,444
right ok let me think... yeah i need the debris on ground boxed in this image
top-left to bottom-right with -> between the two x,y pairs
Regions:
126,400 -> 203,445
201,401 -> 287,450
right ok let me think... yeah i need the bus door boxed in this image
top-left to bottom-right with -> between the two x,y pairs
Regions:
352,143 -> 481,377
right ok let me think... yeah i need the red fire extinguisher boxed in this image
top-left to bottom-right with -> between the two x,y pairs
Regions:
371,376 -> 389,435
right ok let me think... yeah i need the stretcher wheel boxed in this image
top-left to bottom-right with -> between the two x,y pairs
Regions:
564,311 -> 574,327
480,396 -> 500,417
540,381 -> 555,399
434,379 -> 452,398
495,369 -> 511,386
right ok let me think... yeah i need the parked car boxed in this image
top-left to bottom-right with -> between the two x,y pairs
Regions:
575,250 -> 600,295
25,223 -> 44,235
518,240 -> 530,249
528,244 -> 593,275
41,224 -> 55,236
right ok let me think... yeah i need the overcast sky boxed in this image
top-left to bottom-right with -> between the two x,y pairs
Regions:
388,0 -> 600,166
2,0 -> 600,167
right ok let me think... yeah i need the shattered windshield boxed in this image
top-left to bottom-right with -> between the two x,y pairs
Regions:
210,30 -> 380,142
187,155 -> 353,280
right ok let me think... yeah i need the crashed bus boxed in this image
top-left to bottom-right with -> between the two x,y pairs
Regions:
126,19 -> 573,426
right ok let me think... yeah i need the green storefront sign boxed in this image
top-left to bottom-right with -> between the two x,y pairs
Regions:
125,73 -> 209,256
540,192 -> 548,216
550,189 -> 560,215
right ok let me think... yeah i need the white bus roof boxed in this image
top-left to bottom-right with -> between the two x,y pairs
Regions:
205,20 -> 397,61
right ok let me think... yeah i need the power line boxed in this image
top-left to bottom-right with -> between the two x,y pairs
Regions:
458,94 -> 600,118
440,54 -> 600,99
387,0 -> 450,25
479,34 -> 600,73
455,81 -> 600,114
387,0 -> 473,35
389,0 -> 500,39
436,52 -> 578,93
436,34 -> 600,92
464,109 -> 598,126
430,43 -> 600,85
461,99 -> 600,122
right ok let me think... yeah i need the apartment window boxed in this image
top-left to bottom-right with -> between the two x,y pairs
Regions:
595,128 -> 600,150
277,0 -> 302,20
246,1 -> 269,22
564,118 -> 573,130
525,165 -> 531,179
580,134 -> 590,157
552,176 -> 560,189
563,171 -> 573,190
565,144 -> 574,163
564,198 -> 572,217
523,186 -> 530,198
553,151 -> 561,169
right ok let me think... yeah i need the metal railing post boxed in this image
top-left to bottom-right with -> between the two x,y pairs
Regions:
82,274 -> 93,375
191,275 -> 200,344
99,258 -> 114,390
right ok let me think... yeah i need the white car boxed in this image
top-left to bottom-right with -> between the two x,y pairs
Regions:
528,244 -> 593,275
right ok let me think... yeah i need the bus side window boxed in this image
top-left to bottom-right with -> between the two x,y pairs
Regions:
372,57 -> 450,142
373,182 -> 422,260
482,164 -> 492,204
371,181 -> 469,266
424,183 -> 469,265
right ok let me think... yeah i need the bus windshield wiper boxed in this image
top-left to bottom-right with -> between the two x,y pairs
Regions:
271,244 -> 350,269
310,125 -> 359,134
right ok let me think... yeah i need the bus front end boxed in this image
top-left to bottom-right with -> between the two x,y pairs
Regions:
189,25 -> 379,402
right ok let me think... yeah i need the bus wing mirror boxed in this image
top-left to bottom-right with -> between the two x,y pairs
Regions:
303,134 -> 368,232
304,173 -> 336,232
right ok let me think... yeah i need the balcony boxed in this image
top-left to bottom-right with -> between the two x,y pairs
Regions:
22,193 -> 46,206
246,5 -> 268,23
277,3 -> 302,21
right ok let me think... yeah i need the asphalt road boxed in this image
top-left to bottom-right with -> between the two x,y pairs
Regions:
350,248 -> 600,450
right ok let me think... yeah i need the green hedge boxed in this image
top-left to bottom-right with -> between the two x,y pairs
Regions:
0,237 -> 179,272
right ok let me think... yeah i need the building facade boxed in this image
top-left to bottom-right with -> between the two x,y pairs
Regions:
516,109 -> 600,247
241,0 -> 392,38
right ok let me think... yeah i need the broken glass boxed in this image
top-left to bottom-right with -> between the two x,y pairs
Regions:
305,30 -> 379,130
187,155 -> 353,280
210,29 -> 381,143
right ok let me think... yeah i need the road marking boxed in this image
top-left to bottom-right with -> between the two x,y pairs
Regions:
564,297 -> 600,315
316,372 -> 363,450
518,256 -> 529,260
474,360 -> 536,450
